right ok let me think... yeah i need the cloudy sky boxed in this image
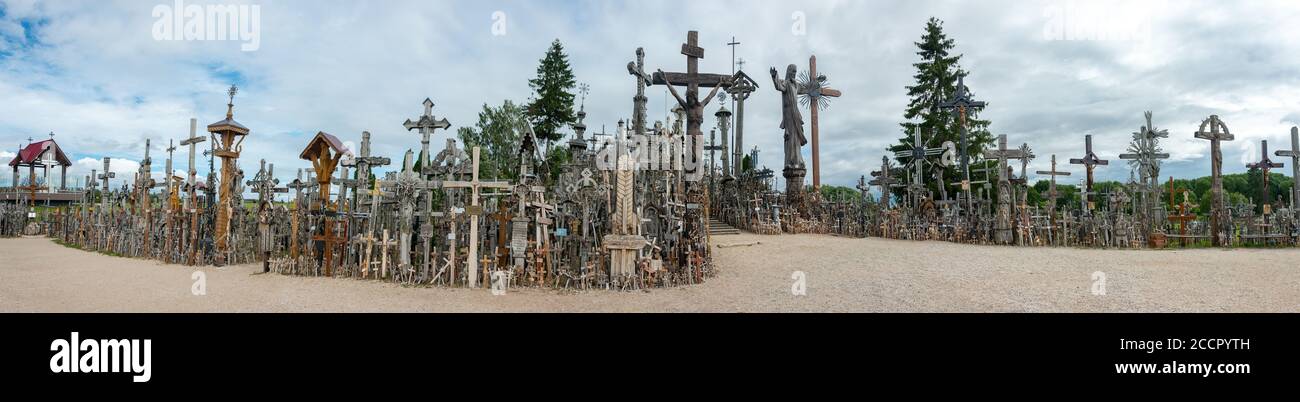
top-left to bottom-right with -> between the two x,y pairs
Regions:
3,0 -> 1300,199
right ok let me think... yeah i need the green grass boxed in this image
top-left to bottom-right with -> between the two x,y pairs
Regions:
52,238 -> 126,258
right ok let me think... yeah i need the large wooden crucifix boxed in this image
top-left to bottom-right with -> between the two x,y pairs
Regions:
798,55 -> 842,190
1069,134 -> 1109,215
653,31 -> 734,177
443,146 -> 511,288
1193,115 -> 1234,246
1246,139 -> 1284,213
1274,127 -> 1300,210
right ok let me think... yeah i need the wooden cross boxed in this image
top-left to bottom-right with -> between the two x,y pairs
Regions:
352,131 -> 391,207
983,135 -> 1029,244
984,135 -> 1029,179
798,55 -> 842,190
652,31 -> 733,141
1193,115 -> 1235,246
300,132 -> 349,275
1246,140 -> 1284,210
1035,155 -> 1072,218
207,85 -> 249,266
405,99 -> 452,272
377,229 -> 397,279
443,146 -> 511,288
1274,127 -> 1300,210
98,158 -> 115,213
1069,134 -> 1109,211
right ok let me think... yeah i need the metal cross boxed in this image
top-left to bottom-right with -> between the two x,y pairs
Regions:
938,75 -> 987,213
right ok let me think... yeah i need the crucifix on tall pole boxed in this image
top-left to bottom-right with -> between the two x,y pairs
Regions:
1247,139 -> 1283,214
653,30 -> 733,181
1194,115 -> 1234,246
938,75 -> 987,215
1069,134 -> 1109,216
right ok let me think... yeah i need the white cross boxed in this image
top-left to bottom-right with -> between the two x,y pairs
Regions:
442,146 -> 511,288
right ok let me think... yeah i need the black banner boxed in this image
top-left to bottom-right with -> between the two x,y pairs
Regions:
1,314 -> 1293,388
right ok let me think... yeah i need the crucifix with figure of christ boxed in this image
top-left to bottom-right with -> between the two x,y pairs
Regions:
938,75 -> 986,215
1246,140 -> 1284,214
653,31 -> 732,251
1069,134 -> 1109,216
1194,115 -> 1234,246
653,31 -> 734,173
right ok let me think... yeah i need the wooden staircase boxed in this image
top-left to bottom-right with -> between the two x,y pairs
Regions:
709,217 -> 740,235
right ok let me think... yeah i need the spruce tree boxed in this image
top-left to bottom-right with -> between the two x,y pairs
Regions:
889,17 -> 993,201
525,39 -> 577,148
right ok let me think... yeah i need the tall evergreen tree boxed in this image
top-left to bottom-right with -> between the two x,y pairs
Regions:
525,39 -> 577,148
889,17 -> 993,201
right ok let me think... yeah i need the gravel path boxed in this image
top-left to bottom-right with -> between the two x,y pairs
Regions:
1,235 -> 1296,312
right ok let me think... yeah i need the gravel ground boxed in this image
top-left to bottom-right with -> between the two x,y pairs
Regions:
1,235 -> 1297,312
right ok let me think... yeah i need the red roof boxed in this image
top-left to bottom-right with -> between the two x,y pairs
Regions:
8,139 -> 71,167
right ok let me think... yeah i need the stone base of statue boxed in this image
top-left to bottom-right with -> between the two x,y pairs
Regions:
783,167 -> 805,195
783,167 -> 806,214
604,234 -> 644,277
